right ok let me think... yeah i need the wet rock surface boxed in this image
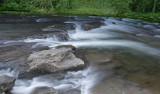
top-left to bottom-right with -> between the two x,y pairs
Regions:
0,42 -> 50,74
59,89 -> 81,94
27,32 -> 69,41
91,77 -> 152,94
26,47 -> 84,75
85,52 -> 122,70
31,86 -> 58,94
42,23 -> 76,32
0,75 -> 16,93
56,45 -> 76,51
81,21 -> 105,31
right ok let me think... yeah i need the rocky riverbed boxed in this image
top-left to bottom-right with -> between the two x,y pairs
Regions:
0,15 -> 160,94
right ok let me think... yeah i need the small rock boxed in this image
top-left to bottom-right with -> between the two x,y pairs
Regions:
81,21 -> 104,31
56,45 -> 76,51
112,22 -> 116,24
31,86 -> 58,94
85,52 -> 112,64
0,75 -> 16,93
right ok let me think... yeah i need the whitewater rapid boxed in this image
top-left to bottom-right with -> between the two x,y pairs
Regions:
0,16 -> 160,94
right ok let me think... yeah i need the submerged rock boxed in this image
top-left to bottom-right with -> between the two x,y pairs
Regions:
31,86 -> 58,94
81,21 -> 104,31
59,89 -> 81,94
42,23 -> 76,32
28,32 -> 69,41
85,52 -> 122,70
26,47 -> 84,74
0,75 -> 16,93
85,52 -> 112,64
91,77 -> 152,94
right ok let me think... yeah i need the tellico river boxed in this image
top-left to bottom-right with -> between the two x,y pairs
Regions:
0,15 -> 160,94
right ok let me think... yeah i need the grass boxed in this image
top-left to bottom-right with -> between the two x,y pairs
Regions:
0,8 -> 160,23
57,8 -> 160,23
119,12 -> 160,23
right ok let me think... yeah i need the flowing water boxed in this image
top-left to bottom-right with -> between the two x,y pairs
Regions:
0,15 -> 160,94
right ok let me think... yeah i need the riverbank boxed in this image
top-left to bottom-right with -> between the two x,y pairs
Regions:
0,10 -> 160,23
58,10 -> 160,23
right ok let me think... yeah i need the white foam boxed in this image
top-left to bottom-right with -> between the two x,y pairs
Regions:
24,38 -> 56,43
143,25 -> 157,29
3,40 -> 23,45
65,21 -> 83,33
154,29 -> 160,32
154,35 -> 160,38
61,40 -> 160,55
22,25 -> 160,56
70,31 -> 116,40
11,66 -> 99,94
36,18 -> 53,22
0,68 -> 18,77
11,78 -> 53,94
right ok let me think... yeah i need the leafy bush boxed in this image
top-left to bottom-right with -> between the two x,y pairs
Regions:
0,0 -> 159,13
0,0 -> 31,11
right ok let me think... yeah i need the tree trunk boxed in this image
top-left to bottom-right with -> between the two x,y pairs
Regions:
152,0 -> 157,13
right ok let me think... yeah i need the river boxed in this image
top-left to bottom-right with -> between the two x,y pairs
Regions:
0,15 -> 160,94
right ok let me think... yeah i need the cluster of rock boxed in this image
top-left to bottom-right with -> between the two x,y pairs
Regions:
0,45 -> 84,94
0,21 -> 105,94
26,46 -> 84,94
42,21 -> 104,32
28,32 -> 69,41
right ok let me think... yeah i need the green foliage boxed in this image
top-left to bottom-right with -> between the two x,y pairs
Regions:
130,0 -> 160,13
0,0 -> 159,14
106,0 -> 132,13
0,0 -> 3,4
0,0 -> 30,11
0,0 -> 132,13
56,0 -> 72,10
29,0 -> 57,9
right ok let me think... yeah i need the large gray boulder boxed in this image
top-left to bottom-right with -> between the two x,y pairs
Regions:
0,75 -> 16,93
31,86 -> 58,94
27,47 -> 84,74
